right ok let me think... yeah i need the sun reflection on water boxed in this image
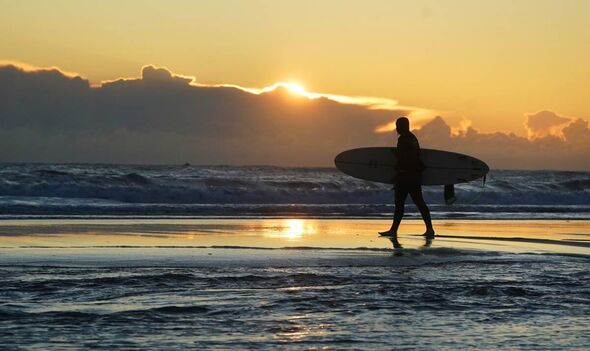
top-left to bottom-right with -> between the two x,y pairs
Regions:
263,219 -> 317,241
271,314 -> 331,342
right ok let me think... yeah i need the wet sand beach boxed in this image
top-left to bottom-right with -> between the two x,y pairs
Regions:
1,218 -> 588,256
1,219 -> 589,349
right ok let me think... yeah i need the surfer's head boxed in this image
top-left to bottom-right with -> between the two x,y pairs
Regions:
395,117 -> 410,135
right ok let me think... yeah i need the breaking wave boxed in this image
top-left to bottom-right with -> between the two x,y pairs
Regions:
0,164 -> 588,218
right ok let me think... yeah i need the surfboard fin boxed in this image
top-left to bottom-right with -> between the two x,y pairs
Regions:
444,184 -> 456,205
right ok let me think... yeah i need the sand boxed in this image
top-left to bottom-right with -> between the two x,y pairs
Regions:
1,219 -> 588,264
2,219 -> 589,349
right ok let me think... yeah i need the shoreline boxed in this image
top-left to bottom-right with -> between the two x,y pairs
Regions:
1,218 -> 588,256
1,215 -> 589,220
2,218 -> 588,349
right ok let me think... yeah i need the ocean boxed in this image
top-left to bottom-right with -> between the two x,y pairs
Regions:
0,164 -> 588,219
1,164 -> 589,350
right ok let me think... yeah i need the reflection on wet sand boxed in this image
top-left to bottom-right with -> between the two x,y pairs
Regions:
0,219 -> 588,255
261,219 -> 318,240
385,234 -> 434,249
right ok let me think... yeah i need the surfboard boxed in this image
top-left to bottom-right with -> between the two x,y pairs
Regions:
334,147 -> 489,186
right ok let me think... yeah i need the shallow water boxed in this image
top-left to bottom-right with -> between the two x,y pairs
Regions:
1,250 -> 589,350
1,219 -> 589,349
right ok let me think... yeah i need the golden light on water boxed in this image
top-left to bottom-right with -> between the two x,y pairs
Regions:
272,314 -> 330,342
263,219 -> 317,241
283,219 -> 305,239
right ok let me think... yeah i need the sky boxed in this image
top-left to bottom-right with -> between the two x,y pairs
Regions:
0,0 -> 589,169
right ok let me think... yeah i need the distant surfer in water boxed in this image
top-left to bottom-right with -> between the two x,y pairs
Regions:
380,117 -> 435,238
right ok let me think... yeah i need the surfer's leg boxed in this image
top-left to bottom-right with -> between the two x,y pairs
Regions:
391,185 -> 409,233
379,185 -> 407,236
409,185 -> 435,236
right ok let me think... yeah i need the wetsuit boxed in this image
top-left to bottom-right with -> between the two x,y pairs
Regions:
394,131 -> 432,225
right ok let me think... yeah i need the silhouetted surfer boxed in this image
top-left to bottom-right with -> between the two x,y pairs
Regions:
380,117 -> 435,237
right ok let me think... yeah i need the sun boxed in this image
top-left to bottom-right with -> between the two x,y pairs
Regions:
253,81 -> 317,99
252,81 -> 322,100
283,83 -> 306,95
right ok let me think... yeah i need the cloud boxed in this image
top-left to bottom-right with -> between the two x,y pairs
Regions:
0,62 -> 412,165
524,110 -> 571,139
0,60 -> 82,78
0,62 -> 588,170
562,118 -> 590,146
414,116 -> 590,170
102,65 -> 195,87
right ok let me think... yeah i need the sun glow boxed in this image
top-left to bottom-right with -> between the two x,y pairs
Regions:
255,82 -> 312,98
281,82 -> 306,96
284,219 -> 305,239
262,219 -> 317,240
227,80 -> 433,115
84,62 -> 437,119
123,65 -> 427,114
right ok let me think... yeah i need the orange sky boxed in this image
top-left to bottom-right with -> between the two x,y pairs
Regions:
1,0 -> 589,137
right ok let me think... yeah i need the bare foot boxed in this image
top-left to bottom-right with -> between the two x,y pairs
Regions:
423,229 -> 435,238
379,230 -> 397,237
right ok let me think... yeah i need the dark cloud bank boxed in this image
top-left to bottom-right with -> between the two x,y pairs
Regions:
0,64 -> 588,170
